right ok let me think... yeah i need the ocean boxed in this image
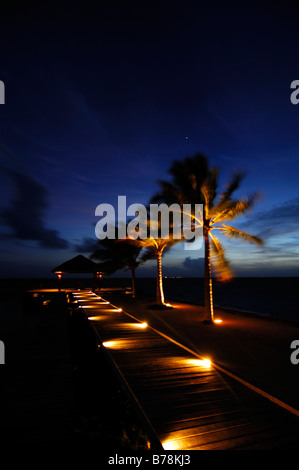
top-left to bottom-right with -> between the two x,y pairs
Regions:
0,276 -> 298,356
123,276 -> 299,323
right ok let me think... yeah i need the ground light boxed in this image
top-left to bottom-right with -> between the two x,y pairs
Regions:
102,341 -> 119,348
87,315 -> 110,321
199,358 -> 212,367
80,305 -> 102,309
88,316 -> 106,320
214,319 -> 223,323
131,322 -> 148,328
187,358 -> 212,368
162,439 -> 181,450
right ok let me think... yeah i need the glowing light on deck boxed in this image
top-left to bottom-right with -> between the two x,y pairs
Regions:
102,341 -> 118,348
125,322 -> 148,329
187,358 -> 212,368
114,308 -> 122,312
135,322 -> 148,328
73,293 -> 95,297
88,315 -> 106,320
201,358 -> 212,367
102,340 -> 129,349
83,305 -> 102,309
162,439 -> 182,450
214,319 -> 222,323
165,303 -> 172,307
101,338 -> 141,349
87,314 -> 110,321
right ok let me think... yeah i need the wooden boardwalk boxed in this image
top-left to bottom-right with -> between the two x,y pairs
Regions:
71,290 -> 299,450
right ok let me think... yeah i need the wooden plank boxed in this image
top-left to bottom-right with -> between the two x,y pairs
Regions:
73,290 -> 299,450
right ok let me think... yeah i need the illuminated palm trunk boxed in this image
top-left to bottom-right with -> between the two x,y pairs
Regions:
156,251 -> 165,305
130,267 -> 136,298
203,231 -> 214,323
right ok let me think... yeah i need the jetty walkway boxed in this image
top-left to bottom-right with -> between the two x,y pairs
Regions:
71,289 -> 299,450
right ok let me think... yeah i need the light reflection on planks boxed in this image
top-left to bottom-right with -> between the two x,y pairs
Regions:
72,290 -> 299,450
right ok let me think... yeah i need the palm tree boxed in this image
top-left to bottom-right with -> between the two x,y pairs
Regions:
152,153 -> 263,323
90,230 -> 142,298
136,238 -> 174,306
126,216 -> 178,306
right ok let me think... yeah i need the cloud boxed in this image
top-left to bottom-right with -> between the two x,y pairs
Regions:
211,198 -> 299,276
72,236 -> 99,253
239,197 -> 299,239
1,168 -> 68,249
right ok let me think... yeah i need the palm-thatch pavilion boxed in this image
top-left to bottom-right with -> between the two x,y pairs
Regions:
52,254 -> 102,290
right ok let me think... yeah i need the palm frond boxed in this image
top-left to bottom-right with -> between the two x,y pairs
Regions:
90,234 -> 142,274
140,246 -> 157,262
150,181 -> 184,205
220,224 -> 264,245
166,154 -> 210,204
215,172 -> 245,208
209,233 -> 233,281
201,167 -> 218,216
211,193 -> 260,223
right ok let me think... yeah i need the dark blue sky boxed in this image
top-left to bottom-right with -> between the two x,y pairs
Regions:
1,1 -> 299,278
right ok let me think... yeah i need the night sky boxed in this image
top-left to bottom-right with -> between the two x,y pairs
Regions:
1,1 -> 299,278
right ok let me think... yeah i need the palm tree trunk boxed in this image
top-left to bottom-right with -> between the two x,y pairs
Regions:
156,251 -> 165,305
203,231 -> 214,323
130,267 -> 136,298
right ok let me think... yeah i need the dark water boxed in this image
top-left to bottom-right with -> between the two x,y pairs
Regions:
0,276 -> 298,347
162,277 -> 299,322
100,276 -> 299,323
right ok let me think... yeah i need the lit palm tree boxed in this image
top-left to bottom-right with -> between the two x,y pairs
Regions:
126,216 -> 178,306
152,153 -> 263,323
90,228 -> 142,298
137,238 -> 174,306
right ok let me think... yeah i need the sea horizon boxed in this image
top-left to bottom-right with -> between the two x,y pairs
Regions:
0,276 -> 298,324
